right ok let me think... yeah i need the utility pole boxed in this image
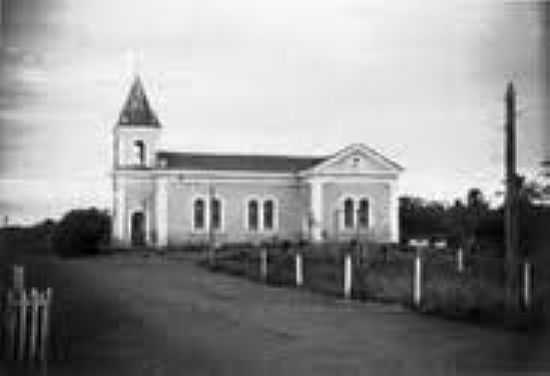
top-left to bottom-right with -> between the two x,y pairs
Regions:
208,184 -> 216,246
208,184 -> 216,266
504,82 -> 520,310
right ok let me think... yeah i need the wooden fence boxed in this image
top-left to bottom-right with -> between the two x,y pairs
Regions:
1,266 -> 53,364
207,244 -> 534,313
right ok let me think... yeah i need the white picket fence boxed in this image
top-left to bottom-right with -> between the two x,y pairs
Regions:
1,266 -> 53,364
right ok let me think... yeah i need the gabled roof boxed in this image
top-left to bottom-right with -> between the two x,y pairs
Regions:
155,144 -> 403,174
117,76 -> 160,127
301,143 -> 404,175
156,151 -> 327,173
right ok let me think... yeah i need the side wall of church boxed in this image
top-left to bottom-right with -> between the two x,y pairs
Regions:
165,179 -> 309,245
115,174 -> 397,246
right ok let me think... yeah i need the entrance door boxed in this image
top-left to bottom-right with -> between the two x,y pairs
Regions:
131,211 -> 146,246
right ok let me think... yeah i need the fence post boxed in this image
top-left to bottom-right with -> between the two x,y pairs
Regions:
13,265 -> 24,293
295,250 -> 303,287
17,290 -> 28,361
344,251 -> 352,299
457,248 -> 464,273
523,260 -> 532,310
5,289 -> 15,360
39,288 -> 52,364
360,241 -> 369,266
29,288 -> 39,362
208,245 -> 216,268
413,249 -> 422,308
260,247 -> 268,282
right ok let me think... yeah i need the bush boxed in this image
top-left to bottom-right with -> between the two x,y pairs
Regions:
52,208 -> 110,257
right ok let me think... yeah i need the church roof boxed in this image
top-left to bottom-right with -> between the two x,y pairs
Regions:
118,76 -> 160,127
156,151 -> 327,172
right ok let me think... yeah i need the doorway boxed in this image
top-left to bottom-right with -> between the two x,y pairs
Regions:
131,211 -> 146,246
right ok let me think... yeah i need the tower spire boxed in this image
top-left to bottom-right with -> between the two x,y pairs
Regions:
117,75 -> 160,127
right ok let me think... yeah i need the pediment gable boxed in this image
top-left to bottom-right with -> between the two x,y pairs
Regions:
302,144 -> 403,176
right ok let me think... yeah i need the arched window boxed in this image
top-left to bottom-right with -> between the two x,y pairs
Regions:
248,200 -> 259,231
263,200 -> 274,230
211,198 -> 221,231
193,199 -> 205,230
134,140 -> 146,165
344,198 -> 354,229
358,198 -> 370,228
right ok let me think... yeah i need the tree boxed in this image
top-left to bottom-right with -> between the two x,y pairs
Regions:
400,189 -> 503,254
52,208 -> 111,257
516,176 -> 547,258
445,199 -> 467,249
463,187 -> 490,254
399,196 -> 447,242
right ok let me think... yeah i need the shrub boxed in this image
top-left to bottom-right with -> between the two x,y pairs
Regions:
52,208 -> 111,257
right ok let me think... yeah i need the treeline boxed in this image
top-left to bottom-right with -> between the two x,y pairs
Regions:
400,186 -> 548,257
0,208 -> 111,257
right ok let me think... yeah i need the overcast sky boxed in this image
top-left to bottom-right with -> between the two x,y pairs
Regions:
0,0 -> 546,224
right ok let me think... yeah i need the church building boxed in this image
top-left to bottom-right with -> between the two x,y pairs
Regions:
112,76 -> 403,247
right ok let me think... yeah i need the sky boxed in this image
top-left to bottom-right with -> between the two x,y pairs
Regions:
0,0 -> 547,224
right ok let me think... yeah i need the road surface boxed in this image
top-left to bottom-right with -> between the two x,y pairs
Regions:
5,254 -> 546,375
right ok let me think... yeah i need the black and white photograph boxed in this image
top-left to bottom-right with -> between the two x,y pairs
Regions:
0,0 -> 548,374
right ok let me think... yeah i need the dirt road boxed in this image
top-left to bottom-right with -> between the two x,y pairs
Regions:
5,254 -> 546,375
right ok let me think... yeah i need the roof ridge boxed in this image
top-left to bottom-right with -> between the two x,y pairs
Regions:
155,151 -> 328,172
156,150 -> 329,159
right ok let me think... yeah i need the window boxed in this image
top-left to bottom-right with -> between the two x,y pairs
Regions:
340,196 -> 373,231
358,198 -> 370,228
245,197 -> 278,232
344,198 -> 354,229
211,198 -> 221,231
248,200 -> 259,231
193,199 -> 205,230
134,140 -> 146,165
192,195 -> 223,232
263,200 -> 274,230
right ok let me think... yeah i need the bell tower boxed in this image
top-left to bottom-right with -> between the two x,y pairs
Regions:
113,75 -> 161,169
112,76 -> 161,246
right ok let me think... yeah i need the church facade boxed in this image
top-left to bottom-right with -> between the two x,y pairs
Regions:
112,77 -> 403,247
